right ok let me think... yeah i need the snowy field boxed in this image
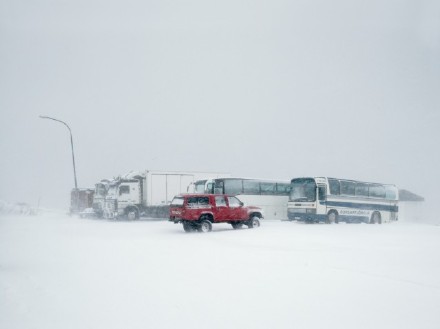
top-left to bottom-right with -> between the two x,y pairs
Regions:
1,214 -> 440,329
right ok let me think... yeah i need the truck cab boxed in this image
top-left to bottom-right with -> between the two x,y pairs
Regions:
103,178 -> 143,220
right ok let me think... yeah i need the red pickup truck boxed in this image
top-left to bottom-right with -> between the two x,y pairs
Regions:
169,194 -> 263,232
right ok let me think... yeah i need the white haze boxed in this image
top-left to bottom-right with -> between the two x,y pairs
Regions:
1,1 -> 439,218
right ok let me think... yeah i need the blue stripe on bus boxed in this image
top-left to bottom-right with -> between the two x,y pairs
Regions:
321,201 -> 398,212
288,212 -> 370,223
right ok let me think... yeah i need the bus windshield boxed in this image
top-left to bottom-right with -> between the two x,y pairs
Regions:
290,178 -> 316,202
194,180 -> 207,194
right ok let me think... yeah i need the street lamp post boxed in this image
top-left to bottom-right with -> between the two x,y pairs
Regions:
39,115 -> 79,191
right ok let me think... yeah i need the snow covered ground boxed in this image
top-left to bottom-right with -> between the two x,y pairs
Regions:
1,214 -> 440,329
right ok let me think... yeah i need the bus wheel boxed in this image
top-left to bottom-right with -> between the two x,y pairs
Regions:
370,212 -> 381,224
327,211 -> 338,224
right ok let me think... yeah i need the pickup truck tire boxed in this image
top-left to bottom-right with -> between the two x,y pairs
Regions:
247,216 -> 261,229
231,222 -> 243,229
183,222 -> 196,232
198,220 -> 212,233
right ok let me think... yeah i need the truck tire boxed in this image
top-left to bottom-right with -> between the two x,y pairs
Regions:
126,208 -> 139,221
198,220 -> 212,233
183,222 -> 196,232
370,211 -> 382,224
326,210 -> 338,224
247,216 -> 261,229
231,222 -> 243,229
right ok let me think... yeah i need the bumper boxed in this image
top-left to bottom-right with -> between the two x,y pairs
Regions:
288,212 -> 327,222
169,218 -> 199,224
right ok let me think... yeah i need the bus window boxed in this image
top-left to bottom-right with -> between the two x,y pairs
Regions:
369,184 -> 386,198
224,179 -> 243,195
385,185 -> 398,200
261,182 -> 275,195
341,181 -> 355,196
276,183 -> 291,195
355,183 -> 369,197
328,179 -> 340,195
243,180 -> 260,194
214,180 -> 224,194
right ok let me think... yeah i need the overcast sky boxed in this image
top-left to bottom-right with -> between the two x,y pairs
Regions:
1,0 -> 439,215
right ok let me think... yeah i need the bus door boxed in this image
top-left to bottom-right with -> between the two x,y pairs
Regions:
316,185 -> 327,216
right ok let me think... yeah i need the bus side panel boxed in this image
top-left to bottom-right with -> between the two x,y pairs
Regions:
236,195 -> 288,220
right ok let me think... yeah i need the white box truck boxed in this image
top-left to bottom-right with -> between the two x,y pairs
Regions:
101,170 -> 230,219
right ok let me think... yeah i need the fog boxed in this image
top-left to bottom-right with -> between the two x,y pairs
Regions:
1,1 -> 439,217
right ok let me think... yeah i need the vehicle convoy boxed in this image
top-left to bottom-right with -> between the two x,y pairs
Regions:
287,177 -> 399,224
169,194 -> 263,232
97,170 -> 229,219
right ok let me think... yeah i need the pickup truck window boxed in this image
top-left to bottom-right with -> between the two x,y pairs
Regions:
227,196 -> 242,208
170,197 -> 184,207
187,197 -> 210,208
215,196 -> 227,207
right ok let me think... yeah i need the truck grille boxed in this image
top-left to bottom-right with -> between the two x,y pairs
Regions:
288,208 -> 307,214
104,199 -> 117,212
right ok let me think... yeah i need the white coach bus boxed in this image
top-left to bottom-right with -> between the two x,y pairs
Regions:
190,177 -> 291,220
287,177 -> 398,224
